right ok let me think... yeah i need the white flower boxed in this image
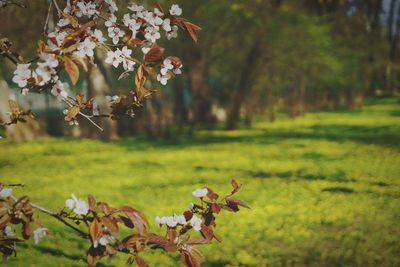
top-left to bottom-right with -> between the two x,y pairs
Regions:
92,29 -> 106,44
33,227 -> 48,244
170,4 -> 182,16
65,194 -> 89,216
12,63 -> 31,88
190,215 -> 202,231
0,187 -> 13,198
128,4 -> 144,13
57,18 -> 70,28
188,203 -> 195,210
162,18 -> 172,32
104,0 -> 118,13
174,214 -> 186,225
141,47 -> 151,54
157,74 -> 169,86
74,38 -> 96,58
108,26 -> 125,45
94,234 -> 115,248
122,14 -> 141,36
165,216 -> 178,228
74,199 -> 89,216
21,88 -> 29,96
161,59 -> 174,75
76,1 -> 98,18
154,8 -> 164,17
5,226 -> 16,237
144,26 -> 161,43
155,216 -> 167,225
51,80 -> 69,99
192,188 -> 208,198
166,25 -> 179,40
105,49 -> 123,68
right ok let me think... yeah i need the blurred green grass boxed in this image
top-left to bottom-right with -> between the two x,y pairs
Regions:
1,97 -> 400,267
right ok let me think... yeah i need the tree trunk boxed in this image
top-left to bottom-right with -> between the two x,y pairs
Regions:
187,58 -> 214,130
0,80 -> 46,142
226,42 -> 261,130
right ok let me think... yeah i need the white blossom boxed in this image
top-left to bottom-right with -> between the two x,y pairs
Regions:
4,226 -> 16,237
157,74 -> 169,86
192,188 -> 208,198
128,4 -> 144,13
74,199 -> 89,215
21,88 -> 29,96
167,25 -> 179,40
144,26 -> 161,43
74,38 -> 96,58
174,214 -> 186,225
188,203 -> 195,210
122,14 -> 141,36
104,0 -> 118,13
65,194 -> 89,216
170,4 -> 182,16
57,18 -> 70,28
105,49 -> 123,68
119,46 -> 135,71
92,29 -> 106,44
51,80 -> 69,99
0,187 -> 12,198
162,18 -> 172,32
33,227 -> 48,244
12,63 -> 31,88
141,47 -> 151,54
190,215 -> 202,231
161,59 -> 174,75
76,1 -> 98,18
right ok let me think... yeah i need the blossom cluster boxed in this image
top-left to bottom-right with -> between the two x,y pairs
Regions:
6,0 -> 198,130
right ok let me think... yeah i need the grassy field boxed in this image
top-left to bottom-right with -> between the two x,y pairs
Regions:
1,97 -> 400,267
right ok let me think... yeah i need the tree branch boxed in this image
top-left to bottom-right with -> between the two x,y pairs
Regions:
11,195 -> 89,239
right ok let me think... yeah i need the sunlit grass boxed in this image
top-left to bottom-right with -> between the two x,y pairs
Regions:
1,97 -> 399,266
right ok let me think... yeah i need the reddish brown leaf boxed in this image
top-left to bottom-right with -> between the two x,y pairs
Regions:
186,238 -> 211,245
183,211 -> 193,221
72,56 -> 88,72
22,221 -> 32,240
200,224 -> 222,242
211,203 -> 221,214
226,197 -> 250,209
182,20 -> 202,43
64,56 -> 79,85
135,256 -> 149,267
147,233 -> 176,252
89,219 -> 102,242
120,206 -> 149,234
144,44 -> 165,62
206,187 -> 219,200
231,179 -> 241,194
167,227 -> 177,242
88,195 -> 96,211
181,247 -> 204,267
135,65 -> 148,89
87,252 -> 100,267
166,56 -> 182,68
100,216 -> 119,234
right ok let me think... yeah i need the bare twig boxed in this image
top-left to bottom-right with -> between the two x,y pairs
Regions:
43,1 -> 53,35
51,0 -> 62,17
11,195 -> 89,239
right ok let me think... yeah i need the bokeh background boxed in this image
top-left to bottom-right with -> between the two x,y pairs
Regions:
1,0 -> 400,266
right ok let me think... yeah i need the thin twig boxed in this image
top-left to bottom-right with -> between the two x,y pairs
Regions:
51,0 -> 62,17
10,195 -> 89,239
79,111 -> 104,132
43,1 -> 53,35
